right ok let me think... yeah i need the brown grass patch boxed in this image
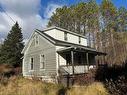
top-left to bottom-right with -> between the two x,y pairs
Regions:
0,76 -> 109,95
67,82 -> 109,95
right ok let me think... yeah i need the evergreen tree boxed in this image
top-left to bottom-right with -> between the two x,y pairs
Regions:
116,7 -> 127,32
47,1 -> 127,65
100,0 -> 117,31
0,22 -> 24,67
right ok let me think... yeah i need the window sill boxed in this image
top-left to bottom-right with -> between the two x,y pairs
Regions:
29,70 -> 34,72
40,69 -> 45,71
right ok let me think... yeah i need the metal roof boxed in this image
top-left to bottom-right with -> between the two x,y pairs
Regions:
40,26 -> 87,38
57,46 -> 106,55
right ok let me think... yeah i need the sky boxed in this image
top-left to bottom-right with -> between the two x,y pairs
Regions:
0,0 -> 127,43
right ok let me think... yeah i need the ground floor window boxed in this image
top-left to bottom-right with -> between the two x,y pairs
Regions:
30,58 -> 34,70
66,54 -> 71,65
40,54 -> 45,69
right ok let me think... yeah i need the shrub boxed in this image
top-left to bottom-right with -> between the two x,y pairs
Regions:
95,63 -> 127,95
95,64 -> 124,81
67,82 -> 109,95
105,76 -> 127,95
0,76 -> 109,95
74,69 -> 96,85
0,76 -> 66,95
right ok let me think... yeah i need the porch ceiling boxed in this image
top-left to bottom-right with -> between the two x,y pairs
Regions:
57,46 -> 106,56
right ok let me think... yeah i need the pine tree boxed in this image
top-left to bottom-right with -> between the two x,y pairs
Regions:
0,22 -> 24,67
116,7 -> 127,32
47,1 -> 127,65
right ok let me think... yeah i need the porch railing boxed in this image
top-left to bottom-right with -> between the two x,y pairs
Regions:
59,65 -> 90,75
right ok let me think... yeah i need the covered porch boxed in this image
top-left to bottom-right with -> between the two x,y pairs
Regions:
57,46 -> 106,75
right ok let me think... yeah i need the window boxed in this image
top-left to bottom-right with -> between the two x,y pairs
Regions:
35,35 -> 39,46
66,54 -> 71,65
30,58 -> 34,70
64,32 -> 67,41
79,37 -> 81,44
40,55 -> 45,69
78,55 -> 82,64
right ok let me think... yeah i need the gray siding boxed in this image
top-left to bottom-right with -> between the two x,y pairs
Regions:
23,32 -> 56,77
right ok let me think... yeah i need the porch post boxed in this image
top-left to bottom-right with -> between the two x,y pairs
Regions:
71,50 -> 75,85
86,52 -> 89,71
96,55 -> 99,68
103,55 -> 106,64
71,50 -> 74,75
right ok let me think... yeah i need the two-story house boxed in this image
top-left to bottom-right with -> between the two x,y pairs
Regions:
22,26 -> 105,82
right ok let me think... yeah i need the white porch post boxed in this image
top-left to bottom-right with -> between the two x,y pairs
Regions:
71,50 -> 74,75
86,52 -> 89,71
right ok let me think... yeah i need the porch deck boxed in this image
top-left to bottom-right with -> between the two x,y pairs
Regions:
57,46 -> 106,76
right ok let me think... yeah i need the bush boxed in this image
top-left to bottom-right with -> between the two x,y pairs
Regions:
0,64 -> 22,79
74,69 -> 96,85
0,76 -> 109,95
95,64 -> 124,81
105,76 -> 127,95
67,82 -> 109,95
95,63 -> 127,95
0,76 -> 66,95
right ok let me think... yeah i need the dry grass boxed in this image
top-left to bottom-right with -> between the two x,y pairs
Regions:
0,76 -> 64,95
0,76 -> 109,95
0,64 -> 12,74
67,82 -> 109,95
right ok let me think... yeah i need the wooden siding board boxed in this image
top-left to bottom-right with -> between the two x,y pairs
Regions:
23,32 -> 56,77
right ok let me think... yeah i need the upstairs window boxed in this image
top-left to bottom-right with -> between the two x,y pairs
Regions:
79,37 -> 81,44
30,58 -> 34,70
35,35 -> 39,46
40,54 -> 45,69
64,32 -> 67,41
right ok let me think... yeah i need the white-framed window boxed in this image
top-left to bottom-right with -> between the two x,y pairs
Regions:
35,34 -> 39,46
64,32 -> 68,41
40,54 -> 45,69
30,58 -> 34,70
79,37 -> 81,44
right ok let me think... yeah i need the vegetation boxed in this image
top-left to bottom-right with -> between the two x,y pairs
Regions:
48,0 -> 127,65
48,0 -> 127,34
0,0 -> 127,95
67,82 -> 109,95
0,76 -> 108,95
105,76 -> 127,95
95,63 -> 127,95
0,76 -> 64,95
0,22 -> 24,67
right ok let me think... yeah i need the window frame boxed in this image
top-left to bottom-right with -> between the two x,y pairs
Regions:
35,34 -> 39,46
79,37 -> 81,44
64,32 -> 68,41
30,57 -> 34,70
40,54 -> 45,70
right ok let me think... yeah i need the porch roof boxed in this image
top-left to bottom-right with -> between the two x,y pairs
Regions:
57,46 -> 106,56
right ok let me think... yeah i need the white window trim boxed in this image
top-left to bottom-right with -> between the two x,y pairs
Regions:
64,32 -> 68,41
29,57 -> 34,72
29,69 -> 35,72
35,34 -> 39,46
79,37 -> 81,44
40,54 -> 45,71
